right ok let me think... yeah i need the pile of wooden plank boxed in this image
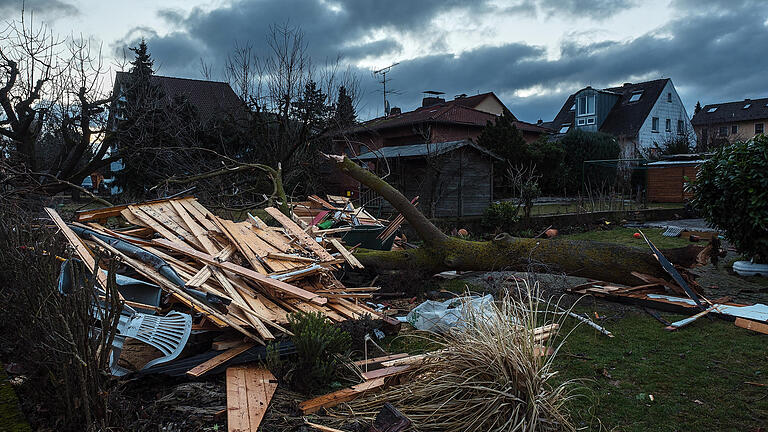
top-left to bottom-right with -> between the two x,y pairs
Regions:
51,196 -> 389,344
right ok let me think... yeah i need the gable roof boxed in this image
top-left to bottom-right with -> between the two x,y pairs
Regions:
347,103 -> 498,134
346,94 -> 547,136
115,71 -> 247,123
355,139 -> 502,161
549,78 -> 670,137
690,97 -> 768,125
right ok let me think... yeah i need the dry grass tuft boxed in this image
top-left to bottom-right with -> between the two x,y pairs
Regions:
339,281 -> 579,432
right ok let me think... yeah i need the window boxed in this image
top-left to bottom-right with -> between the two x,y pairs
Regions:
577,94 -> 595,115
652,117 -> 659,132
577,118 -> 585,126
757,123 -> 765,134
678,120 -> 684,134
570,103 -> 575,111
707,107 -> 718,113
629,91 -> 643,102
743,103 -> 751,109
559,124 -> 570,134
719,126 -> 728,137
586,117 -> 595,125
667,92 -> 672,102
732,125 -> 738,134
665,118 -> 671,132
702,128 -> 709,143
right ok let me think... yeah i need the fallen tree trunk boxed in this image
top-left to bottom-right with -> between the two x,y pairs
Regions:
329,155 -> 705,286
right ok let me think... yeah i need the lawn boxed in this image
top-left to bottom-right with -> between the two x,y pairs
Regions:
563,226 -> 693,250
528,202 -> 683,216
555,305 -> 767,431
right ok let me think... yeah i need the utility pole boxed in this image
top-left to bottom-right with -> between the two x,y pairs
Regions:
373,62 -> 399,116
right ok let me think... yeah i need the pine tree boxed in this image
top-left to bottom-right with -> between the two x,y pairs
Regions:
694,101 -> 702,114
476,111 -> 527,162
333,85 -> 356,129
292,80 -> 329,131
129,39 -> 154,78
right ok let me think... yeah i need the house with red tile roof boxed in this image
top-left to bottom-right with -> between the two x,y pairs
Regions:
326,92 -> 548,216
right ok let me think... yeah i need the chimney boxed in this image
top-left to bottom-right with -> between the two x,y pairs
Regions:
623,82 -> 632,87
422,96 -> 445,108
389,107 -> 401,116
536,119 -> 543,125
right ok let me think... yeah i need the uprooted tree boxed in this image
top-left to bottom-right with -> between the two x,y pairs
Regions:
327,155 -> 709,287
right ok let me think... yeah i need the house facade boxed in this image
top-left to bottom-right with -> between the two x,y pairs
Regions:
690,97 -> 768,147
545,79 -> 695,158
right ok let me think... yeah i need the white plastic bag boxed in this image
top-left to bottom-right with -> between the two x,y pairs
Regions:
405,294 -> 495,333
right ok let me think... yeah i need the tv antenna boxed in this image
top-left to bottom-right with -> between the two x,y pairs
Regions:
374,62 -> 399,115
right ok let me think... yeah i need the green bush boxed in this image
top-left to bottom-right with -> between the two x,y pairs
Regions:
689,135 -> 768,262
482,201 -> 521,232
285,311 -> 351,394
560,129 -> 621,193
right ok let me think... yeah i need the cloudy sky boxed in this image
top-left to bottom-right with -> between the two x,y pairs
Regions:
7,0 -> 768,122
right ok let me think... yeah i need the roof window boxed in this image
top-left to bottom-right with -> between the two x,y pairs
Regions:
559,124 -> 570,134
707,107 -> 718,113
743,103 -> 751,109
629,91 -> 643,103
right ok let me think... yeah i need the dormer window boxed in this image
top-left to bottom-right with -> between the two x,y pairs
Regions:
743,103 -> 751,109
629,91 -> 643,102
577,94 -> 595,116
707,107 -> 718,113
559,124 -> 570,134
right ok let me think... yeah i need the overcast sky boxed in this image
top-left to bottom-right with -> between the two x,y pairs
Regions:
6,0 -> 767,122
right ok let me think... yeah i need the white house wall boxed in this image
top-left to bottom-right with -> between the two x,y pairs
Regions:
636,80 -> 695,153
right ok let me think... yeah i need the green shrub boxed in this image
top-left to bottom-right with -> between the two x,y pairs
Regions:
483,201 -> 521,232
286,311 -> 351,394
560,129 -> 621,193
689,135 -> 768,262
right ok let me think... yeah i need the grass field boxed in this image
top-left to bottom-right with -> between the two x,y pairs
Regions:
564,226 -> 693,250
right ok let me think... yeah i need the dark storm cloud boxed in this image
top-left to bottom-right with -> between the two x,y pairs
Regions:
115,0 -> 768,122
381,2 -> 768,121
0,0 -> 77,16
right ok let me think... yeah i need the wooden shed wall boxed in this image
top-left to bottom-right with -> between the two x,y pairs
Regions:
362,146 -> 493,218
646,165 -> 698,203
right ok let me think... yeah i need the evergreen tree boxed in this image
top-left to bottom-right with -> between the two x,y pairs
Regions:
129,39 -> 154,78
333,85 -> 356,128
476,111 -> 527,162
292,80 -> 329,131
694,101 -> 702,114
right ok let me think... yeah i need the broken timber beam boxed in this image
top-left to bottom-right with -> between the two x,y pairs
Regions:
154,238 -> 327,306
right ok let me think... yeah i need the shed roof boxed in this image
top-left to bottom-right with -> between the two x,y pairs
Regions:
355,139 -> 501,161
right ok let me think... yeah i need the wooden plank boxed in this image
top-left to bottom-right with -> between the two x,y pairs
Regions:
353,353 -> 410,367
178,198 -> 221,233
734,317 -> 768,334
225,366 -> 277,432
303,420 -> 345,432
213,217 -> 269,274
266,252 -> 317,263
361,365 -> 413,380
188,343 -> 256,377
45,208 -> 114,294
298,378 -> 388,414
265,207 -> 335,261
128,205 -> 184,243
186,245 -> 237,288
154,238 -> 327,305
226,366 -> 249,432
329,239 -> 364,269
74,196 -> 195,222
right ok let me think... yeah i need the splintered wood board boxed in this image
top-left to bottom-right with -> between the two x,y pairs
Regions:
264,207 -> 335,261
226,366 -> 277,432
734,318 -> 768,334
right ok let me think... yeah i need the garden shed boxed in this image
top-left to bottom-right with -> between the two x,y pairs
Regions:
646,159 -> 705,202
355,140 -> 500,218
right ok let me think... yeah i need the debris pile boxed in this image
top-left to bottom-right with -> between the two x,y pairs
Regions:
47,197 -> 392,367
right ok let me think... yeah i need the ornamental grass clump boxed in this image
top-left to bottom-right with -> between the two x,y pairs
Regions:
342,282 -> 578,432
